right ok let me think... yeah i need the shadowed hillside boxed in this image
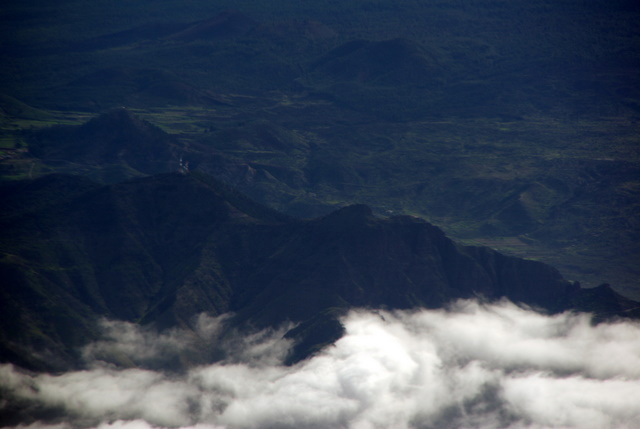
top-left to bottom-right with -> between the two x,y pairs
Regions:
27,108 -> 181,179
170,10 -> 258,41
311,38 -> 443,86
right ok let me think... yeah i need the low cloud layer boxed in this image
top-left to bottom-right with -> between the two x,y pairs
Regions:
2,300 -> 640,429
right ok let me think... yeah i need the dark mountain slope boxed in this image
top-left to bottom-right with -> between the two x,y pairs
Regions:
0,173 -> 636,371
69,68 -> 230,108
305,38 -> 447,119
0,94 -> 51,121
231,205 -> 570,324
0,172 -> 290,370
0,173 -> 99,220
170,10 -> 259,41
28,108 -> 180,177
75,22 -> 189,51
311,38 -> 443,86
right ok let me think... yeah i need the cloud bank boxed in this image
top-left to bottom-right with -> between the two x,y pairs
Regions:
2,300 -> 640,429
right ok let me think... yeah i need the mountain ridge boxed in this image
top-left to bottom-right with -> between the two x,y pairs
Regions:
1,172 -> 636,372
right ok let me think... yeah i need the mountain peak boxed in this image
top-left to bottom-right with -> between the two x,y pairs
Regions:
29,109 -> 177,175
80,107 -> 154,134
74,108 -> 177,172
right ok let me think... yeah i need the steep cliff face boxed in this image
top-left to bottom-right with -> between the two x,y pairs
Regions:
0,173 -> 634,371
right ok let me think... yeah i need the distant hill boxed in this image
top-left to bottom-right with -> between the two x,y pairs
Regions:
27,108 -> 180,176
1,172 -> 637,372
70,68 -> 231,108
169,10 -> 258,41
0,94 -> 51,121
311,38 -> 443,86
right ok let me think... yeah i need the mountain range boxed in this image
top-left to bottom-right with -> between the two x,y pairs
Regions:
2,4 -> 640,427
1,170 -> 638,373
1,0 -> 639,372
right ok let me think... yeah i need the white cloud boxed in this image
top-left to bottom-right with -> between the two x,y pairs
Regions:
503,374 -> 640,429
94,421 -> 225,429
81,319 -> 196,368
2,300 -> 640,429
